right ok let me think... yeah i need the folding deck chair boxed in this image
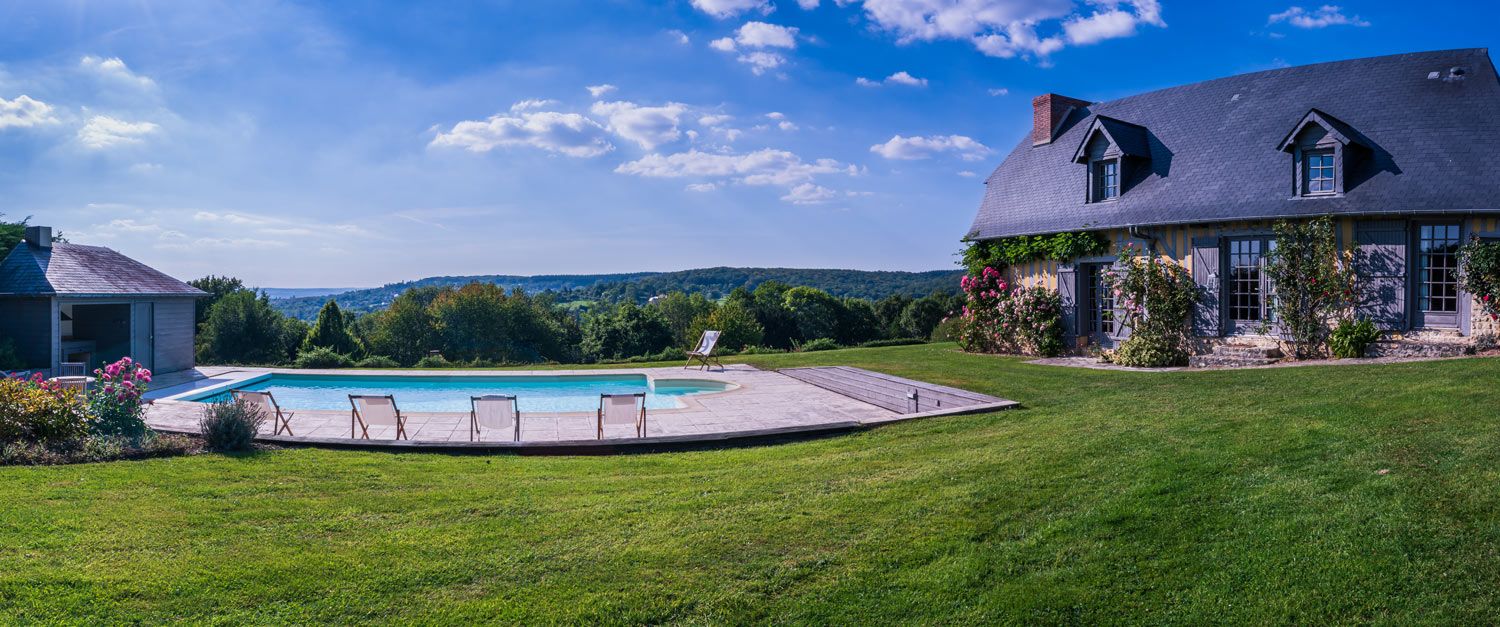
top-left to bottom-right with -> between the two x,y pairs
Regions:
470,394 -> 521,442
350,394 -> 408,440
597,393 -> 647,439
684,330 -> 723,371
233,389 -> 295,436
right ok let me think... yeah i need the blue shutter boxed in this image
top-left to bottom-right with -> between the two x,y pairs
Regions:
1354,221 -> 1408,330
1191,237 -> 1222,336
1057,263 -> 1078,338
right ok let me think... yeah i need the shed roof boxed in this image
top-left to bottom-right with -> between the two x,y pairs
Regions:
0,242 -> 206,297
967,48 -> 1500,240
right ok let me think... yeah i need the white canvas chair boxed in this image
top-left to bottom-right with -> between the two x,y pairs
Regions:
350,394 -> 408,440
233,389 -> 295,436
684,330 -> 723,371
470,395 -> 521,442
597,393 -> 647,439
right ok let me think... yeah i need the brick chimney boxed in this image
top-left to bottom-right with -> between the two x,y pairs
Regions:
1032,93 -> 1092,146
23,225 -> 52,249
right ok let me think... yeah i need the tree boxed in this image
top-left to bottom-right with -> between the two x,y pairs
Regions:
187,275 -> 247,324
650,291 -> 717,348
875,294 -> 913,338
689,300 -> 763,351
782,286 -> 844,343
0,214 -> 27,261
301,300 -> 361,356
427,283 -> 576,364
197,291 -> 300,365
728,282 -> 799,349
365,288 -> 441,365
898,294 -> 952,339
837,297 -> 882,345
581,302 -> 674,361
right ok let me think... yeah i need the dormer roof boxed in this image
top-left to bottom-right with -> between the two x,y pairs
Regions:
1276,108 -> 1367,152
1071,115 -> 1152,163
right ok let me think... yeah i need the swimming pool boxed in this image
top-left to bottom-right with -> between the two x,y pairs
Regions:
182,373 -> 733,413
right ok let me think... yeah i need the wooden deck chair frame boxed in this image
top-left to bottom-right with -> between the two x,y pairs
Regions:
684,329 -> 724,371
470,395 -> 521,442
58,362 -> 88,377
349,394 -> 408,440
597,392 -> 647,439
232,389 -> 295,436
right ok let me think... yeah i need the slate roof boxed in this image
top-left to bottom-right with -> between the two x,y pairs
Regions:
967,49 -> 1500,240
0,242 -> 206,297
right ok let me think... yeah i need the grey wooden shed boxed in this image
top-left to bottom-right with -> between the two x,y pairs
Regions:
0,226 -> 205,376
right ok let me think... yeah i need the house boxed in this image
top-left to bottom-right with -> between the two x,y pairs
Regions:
0,226 -> 205,375
966,49 -> 1500,354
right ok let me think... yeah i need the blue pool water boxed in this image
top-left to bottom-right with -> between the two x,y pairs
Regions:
184,373 -> 730,413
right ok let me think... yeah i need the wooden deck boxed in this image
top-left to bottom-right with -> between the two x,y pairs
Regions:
778,366 -> 1016,414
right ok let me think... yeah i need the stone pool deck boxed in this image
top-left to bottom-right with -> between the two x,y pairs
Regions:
142,365 -> 1017,453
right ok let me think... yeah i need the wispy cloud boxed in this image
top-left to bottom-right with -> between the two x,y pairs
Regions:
1268,5 -> 1370,28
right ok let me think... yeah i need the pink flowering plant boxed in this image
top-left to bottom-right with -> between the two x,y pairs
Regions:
957,266 -> 1065,357
88,356 -> 153,439
1460,237 -> 1500,323
1105,244 -> 1199,367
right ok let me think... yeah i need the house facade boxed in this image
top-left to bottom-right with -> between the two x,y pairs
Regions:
966,49 -> 1500,353
0,226 -> 205,375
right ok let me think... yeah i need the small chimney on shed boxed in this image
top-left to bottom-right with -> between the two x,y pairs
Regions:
24,226 -> 52,249
1031,93 -> 1092,146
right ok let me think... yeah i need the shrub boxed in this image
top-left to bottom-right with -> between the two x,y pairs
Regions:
581,302 -> 675,362
955,268 -> 1065,357
0,375 -> 92,444
688,300 -> 764,352
293,346 -> 355,369
1,433 -> 197,466
354,355 -> 400,369
199,399 -> 265,452
1265,216 -> 1362,359
414,354 -> 454,368
1330,318 -> 1383,358
929,317 -> 961,342
859,338 -> 928,348
1460,237 -> 1500,323
798,338 -> 842,352
88,357 -> 152,440
737,346 -> 788,355
782,286 -> 844,343
197,290 -> 301,365
1104,245 -> 1200,368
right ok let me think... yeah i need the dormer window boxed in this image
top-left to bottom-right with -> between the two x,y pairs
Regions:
1072,115 -> 1150,204
1278,109 -> 1367,198
1094,159 -> 1120,201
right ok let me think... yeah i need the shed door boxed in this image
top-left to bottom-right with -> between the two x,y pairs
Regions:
1354,221 -> 1408,330
131,302 -> 155,371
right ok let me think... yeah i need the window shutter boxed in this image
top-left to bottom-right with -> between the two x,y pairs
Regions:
1354,221 -> 1408,330
1057,264 -> 1078,338
1191,237 -> 1222,336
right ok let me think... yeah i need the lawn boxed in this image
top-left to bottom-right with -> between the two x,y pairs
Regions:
5,344 -> 1500,623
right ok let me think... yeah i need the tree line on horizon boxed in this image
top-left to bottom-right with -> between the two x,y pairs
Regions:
191,275 -> 963,368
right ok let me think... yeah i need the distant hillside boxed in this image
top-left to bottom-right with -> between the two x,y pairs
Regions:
262,287 -> 366,299
269,267 -> 961,320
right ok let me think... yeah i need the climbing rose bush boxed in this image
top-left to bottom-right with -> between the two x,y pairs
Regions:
89,357 -> 152,439
957,266 -> 1065,357
1460,237 -> 1500,323
1105,243 -> 1198,367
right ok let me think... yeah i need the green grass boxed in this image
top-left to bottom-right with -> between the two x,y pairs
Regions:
6,343 -> 1500,623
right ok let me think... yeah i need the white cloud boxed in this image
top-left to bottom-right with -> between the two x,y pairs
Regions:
686,182 -> 720,192
988,87 -> 1010,96
430,110 -> 614,158
781,183 -> 838,204
590,100 -> 689,149
957,170 -> 978,177
1268,5 -> 1369,28
870,134 -> 992,161
797,0 -> 820,7
510,98 -> 560,112
616,148 -> 855,203
128,162 -> 164,174
79,55 -> 156,90
698,114 -> 732,126
667,29 -> 691,44
710,37 -> 738,52
0,95 -> 57,129
852,0 -> 1163,61
691,0 -> 774,19
586,84 -> 617,98
77,115 -> 160,149
737,51 -> 787,75
855,77 -> 880,87
859,70 -> 928,87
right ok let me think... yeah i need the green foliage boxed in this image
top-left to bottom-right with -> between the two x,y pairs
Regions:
1,432 -> 194,466
961,232 -> 1109,275
581,302 -> 674,362
1460,238 -> 1500,323
364,286 -> 443,366
354,355 -> 400,369
897,294 -> 955,340
199,399 -> 265,453
187,276 -> 247,325
730,283 -> 800,349
735,345 -> 788,355
650,292 -> 717,348
293,347 -> 355,369
0,213 -> 27,261
859,338 -> 929,348
874,294 -> 913,338
302,300 -> 361,356
929,317 -> 961,342
414,354 -> 454,368
0,377 -> 92,444
429,283 -> 578,364
1266,216 -> 1362,359
836,297 -> 882,345
956,269 -> 1065,357
198,291 -> 302,365
1106,245 -> 1199,368
688,300 -> 764,352
798,337 -> 841,352
782,286 -> 843,343
1330,319 -> 1383,359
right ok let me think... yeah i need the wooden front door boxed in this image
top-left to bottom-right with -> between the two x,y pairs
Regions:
1414,223 -> 1462,329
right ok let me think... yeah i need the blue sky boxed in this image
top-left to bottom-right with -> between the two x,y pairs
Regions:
0,1 -> 1494,287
